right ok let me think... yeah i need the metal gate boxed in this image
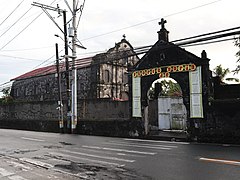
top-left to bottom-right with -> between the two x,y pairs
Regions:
158,97 -> 187,130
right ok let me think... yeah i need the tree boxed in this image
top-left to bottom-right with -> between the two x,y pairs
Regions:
213,64 -> 239,83
160,80 -> 182,97
213,64 -> 230,82
0,87 -> 13,104
234,36 -> 240,73
147,79 -> 182,100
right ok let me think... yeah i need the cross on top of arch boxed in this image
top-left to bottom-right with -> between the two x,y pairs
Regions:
158,18 -> 167,30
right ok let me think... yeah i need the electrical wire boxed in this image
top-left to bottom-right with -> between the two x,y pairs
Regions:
0,13 -> 42,50
0,54 -> 43,61
0,0 -> 60,50
0,0 -> 223,58
1,45 -> 56,52
33,49 -> 64,69
0,0 -> 229,79
76,0 -> 86,28
0,0 -> 26,28
172,26 -> 240,43
181,37 -> 235,47
0,1 -> 34,39
81,28 -> 240,66
80,0 -> 223,41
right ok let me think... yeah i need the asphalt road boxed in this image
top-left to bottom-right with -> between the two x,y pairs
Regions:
0,129 -> 239,180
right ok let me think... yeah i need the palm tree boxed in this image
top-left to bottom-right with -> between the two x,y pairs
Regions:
213,64 -> 239,83
213,65 -> 230,81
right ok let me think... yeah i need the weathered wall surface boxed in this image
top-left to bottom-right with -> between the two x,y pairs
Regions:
199,100 -> 240,144
0,100 -> 143,137
0,101 -> 59,132
11,67 -> 93,102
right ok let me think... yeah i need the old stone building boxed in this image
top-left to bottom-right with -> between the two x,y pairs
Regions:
2,19 -> 240,143
10,37 -> 139,102
128,18 -> 240,143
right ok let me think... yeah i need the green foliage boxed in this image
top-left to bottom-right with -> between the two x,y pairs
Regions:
213,64 -> 230,81
0,87 -> 13,104
213,64 -> 239,84
160,80 -> 182,97
148,79 -> 182,99
234,36 -> 240,73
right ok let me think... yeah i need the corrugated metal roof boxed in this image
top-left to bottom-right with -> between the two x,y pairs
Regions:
12,57 -> 93,81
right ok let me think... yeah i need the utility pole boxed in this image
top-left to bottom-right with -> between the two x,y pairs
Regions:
32,1 -> 86,134
32,2 -> 71,133
63,10 -> 71,134
55,43 -> 64,133
70,0 -> 78,133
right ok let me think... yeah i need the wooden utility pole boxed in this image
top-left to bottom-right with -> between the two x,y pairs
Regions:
55,43 -> 64,133
32,1 -> 86,134
63,10 -> 71,134
32,2 -> 71,133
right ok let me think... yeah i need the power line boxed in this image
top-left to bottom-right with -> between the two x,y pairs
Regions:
0,13 -> 42,50
80,0 -> 223,41
0,0 -> 26,28
0,0 -> 224,61
33,49 -> 64,69
172,26 -> 240,43
0,81 -> 12,88
82,27 -> 240,66
0,0 -> 60,50
0,1 -> 34,40
165,0 -> 223,18
18,25 -> 239,69
181,37 -> 235,47
1,45 -> 57,52
0,53 -> 43,61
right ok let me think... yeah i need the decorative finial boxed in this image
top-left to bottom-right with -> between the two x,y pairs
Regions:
123,34 -> 126,39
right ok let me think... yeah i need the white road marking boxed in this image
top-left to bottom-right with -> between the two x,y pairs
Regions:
19,158 -> 54,169
124,138 -> 190,145
60,149 -> 135,163
53,168 -> 89,179
104,142 -> 172,150
0,167 -> 14,176
21,137 -> 45,142
50,152 -> 125,167
121,142 -> 178,148
199,157 -> 240,166
8,175 -> 27,180
82,145 -> 157,155
7,161 -> 32,171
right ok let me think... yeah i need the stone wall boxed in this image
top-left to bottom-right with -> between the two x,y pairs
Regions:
0,100 -> 144,137
11,74 -> 59,102
11,67 -> 93,102
199,99 -> 240,144
214,84 -> 240,99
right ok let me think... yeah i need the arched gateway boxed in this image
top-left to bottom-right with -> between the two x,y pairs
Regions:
129,19 -> 212,138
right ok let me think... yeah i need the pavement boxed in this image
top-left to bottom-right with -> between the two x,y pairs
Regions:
147,129 -> 189,141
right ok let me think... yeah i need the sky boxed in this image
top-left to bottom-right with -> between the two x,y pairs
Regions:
0,0 -> 240,93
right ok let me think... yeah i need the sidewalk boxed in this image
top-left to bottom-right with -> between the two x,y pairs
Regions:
147,129 -> 189,142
